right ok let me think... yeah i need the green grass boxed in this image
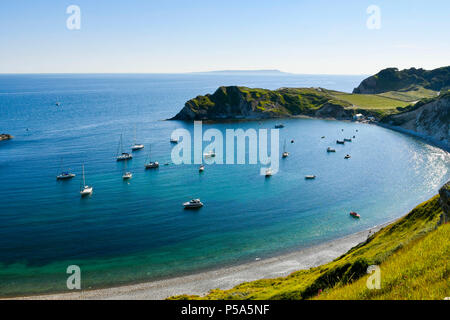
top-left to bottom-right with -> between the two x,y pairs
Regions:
330,92 -> 410,110
315,223 -> 450,300
377,87 -> 438,102
169,195 -> 445,300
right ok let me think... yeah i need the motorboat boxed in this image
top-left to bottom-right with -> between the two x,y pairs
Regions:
170,137 -> 179,143
344,138 -> 352,142
199,165 -> 205,172
183,199 -> 203,209
274,124 -> 285,129
265,168 -> 273,177
327,147 -> 336,152
350,211 -> 360,218
336,140 -> 345,144
305,175 -> 316,179
204,150 -> 216,158
122,172 -> 133,179
344,154 -> 351,159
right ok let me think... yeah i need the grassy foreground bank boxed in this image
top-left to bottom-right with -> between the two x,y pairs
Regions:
170,194 -> 449,300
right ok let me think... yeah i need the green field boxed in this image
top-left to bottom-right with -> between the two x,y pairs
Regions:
331,92 -> 410,110
170,195 -> 448,300
377,87 -> 439,102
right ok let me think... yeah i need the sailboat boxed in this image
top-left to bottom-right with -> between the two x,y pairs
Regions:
56,158 -> 75,180
80,164 -> 93,196
144,145 -> 159,169
131,125 -> 144,151
122,160 -> 133,180
116,134 -> 133,161
282,139 -> 289,158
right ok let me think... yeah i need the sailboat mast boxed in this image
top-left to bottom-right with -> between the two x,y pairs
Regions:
82,164 -> 86,186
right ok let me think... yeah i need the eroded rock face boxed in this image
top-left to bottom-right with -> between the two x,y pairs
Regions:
381,96 -> 449,148
439,181 -> 450,223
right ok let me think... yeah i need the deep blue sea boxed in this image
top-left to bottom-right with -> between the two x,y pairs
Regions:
0,73 -> 449,297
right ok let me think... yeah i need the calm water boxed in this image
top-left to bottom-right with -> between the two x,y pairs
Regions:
0,74 -> 449,297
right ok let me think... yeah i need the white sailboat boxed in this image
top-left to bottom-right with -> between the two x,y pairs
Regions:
116,134 -> 133,161
131,125 -> 144,151
282,139 -> 289,158
80,164 -> 93,196
56,158 -> 75,180
144,145 -> 159,169
122,160 -> 133,180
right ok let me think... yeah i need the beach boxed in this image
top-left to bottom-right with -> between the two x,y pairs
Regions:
14,223 -> 388,300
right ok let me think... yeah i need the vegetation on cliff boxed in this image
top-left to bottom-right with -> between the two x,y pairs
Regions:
169,190 -> 448,300
353,66 -> 450,94
171,86 -> 409,120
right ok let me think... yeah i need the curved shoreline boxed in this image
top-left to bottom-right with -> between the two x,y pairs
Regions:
11,221 -> 392,300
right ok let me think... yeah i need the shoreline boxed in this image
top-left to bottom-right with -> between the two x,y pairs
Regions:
12,221 -> 392,300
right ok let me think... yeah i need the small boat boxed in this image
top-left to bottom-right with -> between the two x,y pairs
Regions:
353,135 -> 356,138
291,139 -> 294,143
144,145 -> 159,169
116,134 -> 133,161
57,172 -> 76,180
80,164 -> 93,196
131,125 -> 144,151
321,136 -> 325,139
56,158 -> 75,180
265,168 -> 273,177
282,139 -> 289,158
55,102 -> 61,106
275,124 -> 285,129
336,140 -> 345,144
305,175 -> 316,179
170,137 -> 179,143
183,199 -> 203,209
344,138 -> 352,142
344,154 -> 351,159
350,211 -> 360,218
199,165 -> 205,172
122,161 -> 132,180
122,172 -> 133,179
203,150 -> 216,158
327,147 -> 336,152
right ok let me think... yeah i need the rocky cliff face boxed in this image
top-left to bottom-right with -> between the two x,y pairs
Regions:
171,86 -> 354,121
439,181 -> 450,224
381,93 -> 449,148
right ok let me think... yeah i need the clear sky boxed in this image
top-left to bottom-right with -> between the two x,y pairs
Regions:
0,0 -> 449,74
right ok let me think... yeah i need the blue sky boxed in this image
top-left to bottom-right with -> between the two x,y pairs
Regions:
0,0 -> 449,74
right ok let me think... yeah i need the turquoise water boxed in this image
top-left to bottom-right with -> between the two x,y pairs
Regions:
0,74 -> 449,297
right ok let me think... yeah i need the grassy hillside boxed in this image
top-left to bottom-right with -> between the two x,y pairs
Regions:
170,195 -> 446,300
314,223 -> 449,300
353,66 -> 450,94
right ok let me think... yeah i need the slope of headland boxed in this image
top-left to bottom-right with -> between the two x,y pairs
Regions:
170,182 -> 449,300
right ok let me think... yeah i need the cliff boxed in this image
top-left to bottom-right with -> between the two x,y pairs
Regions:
353,66 -> 450,94
380,91 -> 450,149
171,86 -> 356,120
